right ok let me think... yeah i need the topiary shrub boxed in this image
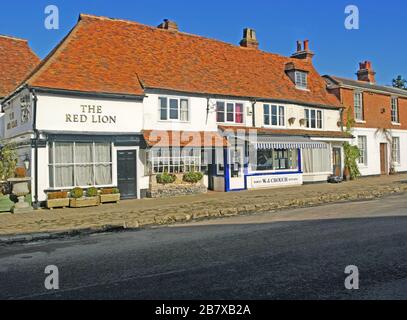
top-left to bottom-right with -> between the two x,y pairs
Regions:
112,188 -> 120,194
183,172 -> 204,183
156,172 -> 176,185
70,187 -> 84,199
87,187 -> 98,197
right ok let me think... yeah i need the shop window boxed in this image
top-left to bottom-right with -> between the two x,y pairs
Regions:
148,147 -> 202,174
49,141 -> 112,188
302,148 -> 331,173
254,148 -> 298,172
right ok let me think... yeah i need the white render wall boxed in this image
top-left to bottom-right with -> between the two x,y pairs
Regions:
352,127 -> 407,176
144,90 -> 342,133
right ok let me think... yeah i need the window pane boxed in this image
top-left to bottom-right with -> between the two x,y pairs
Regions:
180,99 -> 189,121
235,103 -> 243,124
216,102 -> 225,122
305,109 -> 310,127
75,165 -> 94,186
54,142 -> 73,164
169,99 -> 179,120
311,110 -> 316,128
256,150 -> 273,171
279,106 -> 285,126
271,105 -> 278,126
317,111 -> 322,129
264,105 -> 270,125
95,164 -> 112,185
75,143 -> 93,163
159,97 -> 168,120
227,103 -> 234,122
55,165 -> 74,188
95,143 -> 111,163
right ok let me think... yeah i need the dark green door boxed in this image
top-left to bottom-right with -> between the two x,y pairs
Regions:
117,150 -> 138,199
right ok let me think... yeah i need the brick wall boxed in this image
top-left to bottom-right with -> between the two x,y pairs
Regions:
340,87 -> 407,130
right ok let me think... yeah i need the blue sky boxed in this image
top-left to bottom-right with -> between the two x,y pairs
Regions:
1,0 -> 406,85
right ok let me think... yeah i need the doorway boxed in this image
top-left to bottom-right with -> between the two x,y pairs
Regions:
380,143 -> 388,175
332,147 -> 342,177
117,150 -> 138,199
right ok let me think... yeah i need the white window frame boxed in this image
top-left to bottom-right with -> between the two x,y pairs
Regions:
392,137 -> 400,165
216,101 -> 244,124
49,141 -> 114,189
354,91 -> 364,121
159,96 -> 190,122
264,104 -> 285,127
148,147 -> 202,174
295,71 -> 308,89
391,97 -> 400,124
357,136 -> 368,166
304,108 -> 323,129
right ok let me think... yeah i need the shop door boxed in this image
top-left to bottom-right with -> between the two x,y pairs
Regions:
117,150 -> 138,199
332,148 -> 342,177
380,143 -> 388,175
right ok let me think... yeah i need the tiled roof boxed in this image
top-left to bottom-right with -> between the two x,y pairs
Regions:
0,35 -> 40,98
219,126 -> 353,139
324,75 -> 407,98
25,14 -> 341,108
143,130 -> 229,147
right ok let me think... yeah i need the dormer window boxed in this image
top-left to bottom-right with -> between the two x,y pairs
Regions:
295,71 -> 308,89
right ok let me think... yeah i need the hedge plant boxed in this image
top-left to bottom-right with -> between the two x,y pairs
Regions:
183,172 -> 204,183
156,172 -> 176,184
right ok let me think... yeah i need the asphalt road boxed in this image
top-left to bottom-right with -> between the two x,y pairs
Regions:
1,194 -> 407,300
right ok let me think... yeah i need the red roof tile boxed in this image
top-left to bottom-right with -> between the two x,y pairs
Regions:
219,126 -> 353,139
0,35 -> 40,98
143,130 -> 229,148
25,14 -> 341,108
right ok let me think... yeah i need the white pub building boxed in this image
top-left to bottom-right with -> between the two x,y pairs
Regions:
0,14 -> 351,207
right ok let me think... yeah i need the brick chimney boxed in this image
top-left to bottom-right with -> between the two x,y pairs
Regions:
291,40 -> 315,61
157,19 -> 178,32
240,28 -> 259,49
356,61 -> 376,84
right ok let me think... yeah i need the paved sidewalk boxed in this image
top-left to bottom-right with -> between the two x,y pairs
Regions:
0,174 -> 406,237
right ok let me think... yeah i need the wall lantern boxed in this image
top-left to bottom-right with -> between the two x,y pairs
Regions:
23,154 -> 30,171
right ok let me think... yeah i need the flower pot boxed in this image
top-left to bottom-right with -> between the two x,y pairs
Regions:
100,193 -> 121,204
47,198 -> 70,210
69,197 -> 100,208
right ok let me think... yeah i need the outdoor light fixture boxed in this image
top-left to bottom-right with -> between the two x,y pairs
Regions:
23,154 -> 30,171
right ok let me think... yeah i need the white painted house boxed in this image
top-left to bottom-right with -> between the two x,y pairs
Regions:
1,14 -> 351,207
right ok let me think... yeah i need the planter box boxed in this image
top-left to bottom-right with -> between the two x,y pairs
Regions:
47,198 -> 70,210
100,193 -> 121,204
69,197 -> 99,208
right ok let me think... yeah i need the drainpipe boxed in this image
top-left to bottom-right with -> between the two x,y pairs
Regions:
30,88 -> 40,209
251,99 -> 257,127
340,108 -> 344,132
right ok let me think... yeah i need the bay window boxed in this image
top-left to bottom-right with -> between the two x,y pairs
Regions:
148,147 -> 202,174
159,97 -> 189,121
216,101 -> 244,124
49,141 -> 113,188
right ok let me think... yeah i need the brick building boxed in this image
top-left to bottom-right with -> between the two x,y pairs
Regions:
324,62 -> 407,176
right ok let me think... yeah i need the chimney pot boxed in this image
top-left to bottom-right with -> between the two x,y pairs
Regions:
240,28 -> 259,49
296,41 -> 302,52
303,40 -> 309,51
357,60 -> 376,83
291,39 -> 314,61
157,19 -> 178,32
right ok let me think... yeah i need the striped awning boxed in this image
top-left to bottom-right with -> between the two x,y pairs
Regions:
250,135 -> 328,150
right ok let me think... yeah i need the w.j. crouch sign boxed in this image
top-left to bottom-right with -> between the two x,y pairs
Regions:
65,105 -> 117,124
247,173 -> 303,189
